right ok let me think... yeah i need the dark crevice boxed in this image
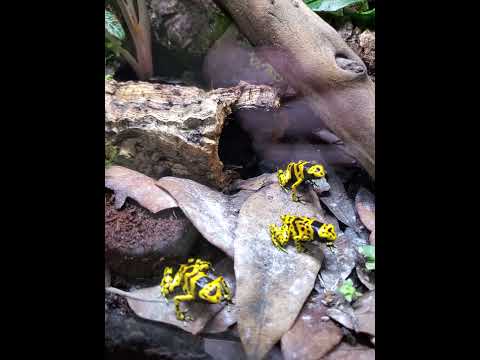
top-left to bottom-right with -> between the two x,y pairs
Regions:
218,117 -> 260,180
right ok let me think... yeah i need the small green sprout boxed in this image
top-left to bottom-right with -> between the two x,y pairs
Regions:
358,245 -> 375,271
338,279 -> 362,302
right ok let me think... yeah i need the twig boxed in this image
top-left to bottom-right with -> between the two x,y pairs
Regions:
106,286 -> 165,302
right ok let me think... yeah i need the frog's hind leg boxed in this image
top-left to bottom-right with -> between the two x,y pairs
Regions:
269,223 -> 289,252
160,267 -> 175,298
173,294 -> 195,321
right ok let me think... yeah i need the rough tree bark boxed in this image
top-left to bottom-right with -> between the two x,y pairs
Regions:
213,0 -> 375,179
105,79 -> 280,188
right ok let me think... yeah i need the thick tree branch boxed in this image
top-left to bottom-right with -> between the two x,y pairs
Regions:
214,0 -> 375,178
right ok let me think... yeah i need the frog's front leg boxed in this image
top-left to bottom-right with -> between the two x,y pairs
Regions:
290,177 -> 304,202
173,294 -> 195,321
292,235 -> 307,253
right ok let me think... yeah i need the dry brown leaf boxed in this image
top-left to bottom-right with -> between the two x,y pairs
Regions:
326,305 -> 358,332
202,302 -> 238,334
234,183 -> 324,360
319,230 -> 358,291
369,230 -> 375,245
319,168 -> 358,230
322,342 -> 375,360
353,290 -> 375,336
281,295 -> 343,360
105,166 -> 177,212
124,258 -> 235,335
230,173 -> 277,192
156,177 -> 252,257
355,188 -> 375,232
204,339 -> 284,360
356,266 -> 375,290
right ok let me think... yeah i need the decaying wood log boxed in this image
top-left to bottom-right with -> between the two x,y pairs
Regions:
105,79 -> 280,188
213,0 -> 375,179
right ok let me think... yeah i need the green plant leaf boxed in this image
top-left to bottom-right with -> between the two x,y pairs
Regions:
350,7 -> 375,28
365,262 -> 375,271
305,0 -> 367,12
358,245 -> 375,261
105,9 -> 125,40
338,279 -> 362,302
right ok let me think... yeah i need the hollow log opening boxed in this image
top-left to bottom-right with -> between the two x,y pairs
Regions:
218,117 -> 260,180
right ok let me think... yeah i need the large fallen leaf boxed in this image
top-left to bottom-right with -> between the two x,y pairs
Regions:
204,339 -> 283,360
234,183 -> 324,360
326,304 -> 358,332
369,230 -> 375,245
281,295 -> 343,360
204,339 -> 246,360
156,177 -> 252,257
318,230 -> 358,291
323,342 -> 375,360
319,167 -> 358,230
203,302 -> 238,334
123,259 -> 235,335
355,188 -> 375,232
356,266 -> 375,290
105,166 -> 177,212
105,266 -> 111,287
353,290 -> 375,336
230,173 -> 277,192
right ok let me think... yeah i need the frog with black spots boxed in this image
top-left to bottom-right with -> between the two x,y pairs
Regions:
269,214 -> 337,253
277,160 -> 327,201
160,258 -> 232,320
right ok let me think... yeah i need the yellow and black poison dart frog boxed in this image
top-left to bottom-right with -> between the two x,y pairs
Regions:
160,258 -> 232,321
277,160 -> 326,201
269,214 -> 337,253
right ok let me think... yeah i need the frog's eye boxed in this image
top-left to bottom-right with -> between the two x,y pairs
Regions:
208,286 -> 218,297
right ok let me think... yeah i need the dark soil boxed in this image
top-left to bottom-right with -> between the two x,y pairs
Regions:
105,193 -> 190,253
105,192 -> 198,278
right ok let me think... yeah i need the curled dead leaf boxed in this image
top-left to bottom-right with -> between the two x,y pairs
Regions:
234,183 -> 323,360
323,342 -> 375,360
105,166 -> 177,212
356,266 -> 375,290
203,302 -> 238,334
369,230 -> 375,245
204,339 -> 284,360
281,295 -> 343,360
326,304 -> 358,332
353,291 -> 375,337
319,230 -> 358,291
355,188 -> 375,232
319,168 -> 358,230
105,266 -> 111,288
